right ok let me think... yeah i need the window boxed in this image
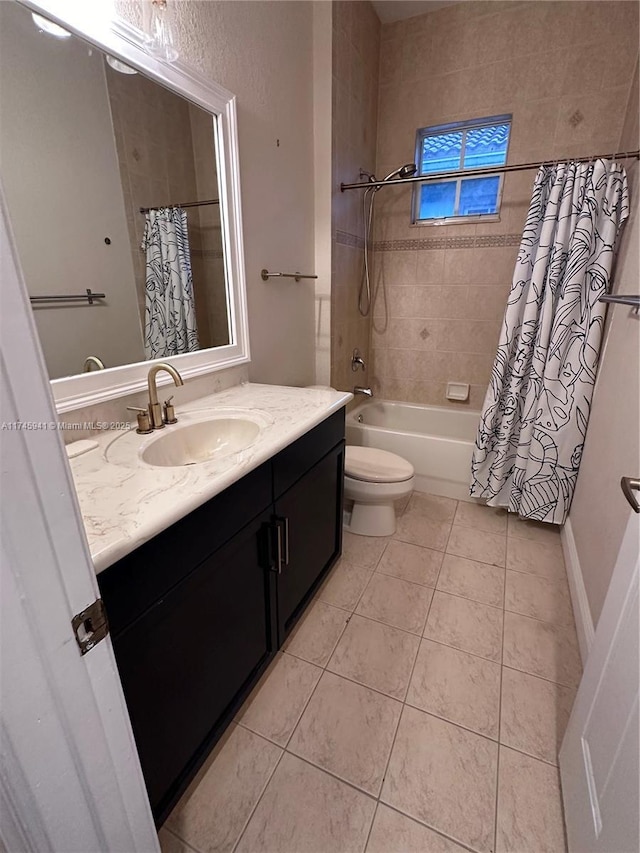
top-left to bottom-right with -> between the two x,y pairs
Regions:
413,115 -> 511,224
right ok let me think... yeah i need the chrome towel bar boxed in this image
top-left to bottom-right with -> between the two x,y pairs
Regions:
261,268 -> 318,282
30,288 -> 106,305
621,477 -> 640,513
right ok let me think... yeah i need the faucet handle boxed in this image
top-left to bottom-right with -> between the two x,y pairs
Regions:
126,406 -> 153,435
163,396 -> 178,425
351,348 -> 366,372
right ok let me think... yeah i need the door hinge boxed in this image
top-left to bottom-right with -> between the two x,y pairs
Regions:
71,599 -> 109,655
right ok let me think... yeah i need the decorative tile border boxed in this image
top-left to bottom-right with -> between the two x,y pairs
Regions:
335,229 -> 365,249
334,230 -> 523,252
191,248 -> 224,260
475,234 -> 507,247
374,233 -> 523,252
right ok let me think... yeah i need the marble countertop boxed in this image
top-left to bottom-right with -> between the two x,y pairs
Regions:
68,383 -> 352,574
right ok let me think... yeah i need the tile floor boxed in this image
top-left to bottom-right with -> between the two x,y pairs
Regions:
160,494 -> 581,853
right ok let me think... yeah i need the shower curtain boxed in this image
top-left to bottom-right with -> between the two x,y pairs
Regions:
142,207 -> 199,359
470,159 -> 629,524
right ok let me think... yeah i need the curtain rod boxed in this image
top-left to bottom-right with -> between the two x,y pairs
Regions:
139,198 -> 220,214
340,150 -> 640,191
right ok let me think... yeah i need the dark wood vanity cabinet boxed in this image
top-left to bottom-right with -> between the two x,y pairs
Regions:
274,443 -> 344,643
97,409 -> 345,824
108,509 -> 276,818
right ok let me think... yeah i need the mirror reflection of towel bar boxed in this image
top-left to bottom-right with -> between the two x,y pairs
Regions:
599,294 -> 640,313
261,269 -> 318,282
30,289 -> 106,305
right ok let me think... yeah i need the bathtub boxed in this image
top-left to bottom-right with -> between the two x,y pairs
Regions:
345,400 -> 480,502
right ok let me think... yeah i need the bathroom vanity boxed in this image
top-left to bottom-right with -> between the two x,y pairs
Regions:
69,384 -> 349,824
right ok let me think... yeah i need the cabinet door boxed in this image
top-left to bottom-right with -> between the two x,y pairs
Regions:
275,442 -> 344,642
110,510 -> 276,823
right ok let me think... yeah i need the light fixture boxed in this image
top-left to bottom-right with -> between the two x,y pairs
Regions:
144,0 -> 179,63
106,55 -> 138,75
31,12 -> 71,39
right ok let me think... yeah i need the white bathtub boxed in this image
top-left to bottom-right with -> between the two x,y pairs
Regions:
345,400 -> 480,502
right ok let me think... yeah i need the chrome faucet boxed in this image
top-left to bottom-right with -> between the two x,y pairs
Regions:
354,386 -> 373,398
83,355 -> 105,372
147,362 -> 184,429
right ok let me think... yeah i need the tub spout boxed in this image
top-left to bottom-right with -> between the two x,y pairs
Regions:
354,386 -> 373,398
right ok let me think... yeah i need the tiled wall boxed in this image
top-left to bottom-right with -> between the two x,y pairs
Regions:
330,0 -> 380,394
371,0 -> 639,410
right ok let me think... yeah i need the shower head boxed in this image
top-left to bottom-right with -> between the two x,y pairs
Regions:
382,163 -> 417,182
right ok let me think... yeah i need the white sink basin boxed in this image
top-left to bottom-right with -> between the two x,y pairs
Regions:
105,408 -> 272,469
142,418 -> 261,467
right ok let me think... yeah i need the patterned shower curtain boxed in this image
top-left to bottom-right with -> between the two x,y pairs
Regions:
470,159 -> 629,524
141,207 -> 199,359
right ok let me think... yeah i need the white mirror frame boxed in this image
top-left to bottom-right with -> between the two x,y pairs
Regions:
16,0 -> 250,413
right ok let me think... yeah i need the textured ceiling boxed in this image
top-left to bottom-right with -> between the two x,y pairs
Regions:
371,1 -> 459,24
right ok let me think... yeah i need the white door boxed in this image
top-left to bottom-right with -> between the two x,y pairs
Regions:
0,193 -> 159,852
559,508 -> 639,853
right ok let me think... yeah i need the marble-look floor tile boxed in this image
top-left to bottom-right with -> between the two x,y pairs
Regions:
446,525 -> 506,567
377,539 -> 443,587
283,600 -> 350,666
342,531 -> 389,568
506,537 -> 565,580
424,591 -> 503,662
503,611 -> 582,687
328,614 -> 420,700
166,726 -> 281,853
496,746 -> 566,852
500,667 -> 575,765
407,492 -> 458,523
395,493 -> 412,516
381,706 -> 498,853
288,671 -> 402,795
158,829 -> 194,853
407,639 -> 501,738
505,571 -> 574,626
236,753 -> 376,853
236,653 -> 322,746
366,804 -> 468,853
437,553 -> 505,607
454,501 -> 508,534
356,573 -> 434,635
507,515 -> 562,546
394,511 -> 452,550
317,559 -> 372,611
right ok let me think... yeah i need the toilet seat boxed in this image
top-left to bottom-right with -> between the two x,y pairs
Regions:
345,446 -> 414,484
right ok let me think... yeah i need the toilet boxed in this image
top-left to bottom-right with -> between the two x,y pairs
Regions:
344,446 -> 414,537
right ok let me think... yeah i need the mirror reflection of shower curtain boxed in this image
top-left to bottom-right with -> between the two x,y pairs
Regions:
141,207 -> 199,359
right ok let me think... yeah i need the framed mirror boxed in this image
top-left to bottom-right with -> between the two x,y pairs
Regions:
1,0 -> 249,412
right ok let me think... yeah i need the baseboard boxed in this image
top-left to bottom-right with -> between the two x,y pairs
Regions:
561,517 -> 595,664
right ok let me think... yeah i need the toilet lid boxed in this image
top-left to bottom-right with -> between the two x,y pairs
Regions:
345,446 -> 414,483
